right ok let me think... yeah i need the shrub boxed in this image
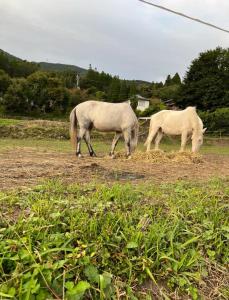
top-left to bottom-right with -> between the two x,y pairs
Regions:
140,102 -> 166,117
199,107 -> 229,133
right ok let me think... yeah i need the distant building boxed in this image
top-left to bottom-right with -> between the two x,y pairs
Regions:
163,99 -> 179,110
128,95 -> 150,111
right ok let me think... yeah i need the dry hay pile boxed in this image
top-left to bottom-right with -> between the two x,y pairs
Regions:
114,150 -> 203,164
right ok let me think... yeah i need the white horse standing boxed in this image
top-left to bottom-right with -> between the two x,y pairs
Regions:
145,107 -> 206,153
70,100 -> 139,157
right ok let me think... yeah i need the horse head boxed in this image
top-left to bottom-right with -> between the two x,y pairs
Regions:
191,128 -> 207,152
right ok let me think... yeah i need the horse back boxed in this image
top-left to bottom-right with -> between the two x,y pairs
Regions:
74,100 -> 137,132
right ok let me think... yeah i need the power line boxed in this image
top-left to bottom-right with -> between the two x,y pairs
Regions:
139,0 -> 229,34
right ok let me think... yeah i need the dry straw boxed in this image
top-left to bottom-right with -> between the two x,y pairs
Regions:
113,150 -> 203,164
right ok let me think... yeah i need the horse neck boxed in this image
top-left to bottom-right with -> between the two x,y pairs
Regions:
189,114 -> 202,141
192,128 -> 201,138
189,111 -> 202,130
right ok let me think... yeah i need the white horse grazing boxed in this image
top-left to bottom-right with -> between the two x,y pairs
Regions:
144,107 -> 206,153
70,100 -> 139,158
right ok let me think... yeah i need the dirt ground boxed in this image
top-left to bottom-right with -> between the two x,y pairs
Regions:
0,148 -> 229,190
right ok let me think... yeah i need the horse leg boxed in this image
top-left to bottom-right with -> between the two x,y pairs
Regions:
84,130 -> 96,157
123,130 -> 131,158
154,131 -> 163,150
145,127 -> 159,152
110,132 -> 122,157
180,132 -> 188,152
76,127 -> 86,157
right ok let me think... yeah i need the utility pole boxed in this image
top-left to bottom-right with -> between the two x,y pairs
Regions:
76,73 -> 80,89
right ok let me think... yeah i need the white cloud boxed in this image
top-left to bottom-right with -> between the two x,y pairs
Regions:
0,0 -> 229,81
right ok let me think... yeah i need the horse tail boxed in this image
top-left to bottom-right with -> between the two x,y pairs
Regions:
69,108 -> 77,147
144,135 -> 150,147
144,118 -> 154,147
144,121 -> 151,146
131,122 -> 139,151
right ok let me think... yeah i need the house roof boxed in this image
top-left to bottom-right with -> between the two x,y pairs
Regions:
135,94 -> 149,101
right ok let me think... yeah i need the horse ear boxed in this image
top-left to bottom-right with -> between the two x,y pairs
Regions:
202,127 -> 207,133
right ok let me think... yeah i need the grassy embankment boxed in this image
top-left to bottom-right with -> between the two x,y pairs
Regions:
0,117 -> 228,299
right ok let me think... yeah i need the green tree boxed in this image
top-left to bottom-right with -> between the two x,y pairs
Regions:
0,51 -> 39,77
171,73 -> 181,85
119,80 -> 129,100
3,71 -> 70,115
27,71 -> 69,113
3,78 -> 30,113
129,82 -> 137,97
165,75 -> 172,86
154,82 -> 163,89
99,71 -> 113,91
69,88 -> 89,108
153,85 -> 180,101
0,69 -> 11,96
59,70 -> 77,88
108,77 -> 121,102
177,47 -> 229,110
129,95 -> 138,111
138,84 -> 152,98
95,91 -> 106,100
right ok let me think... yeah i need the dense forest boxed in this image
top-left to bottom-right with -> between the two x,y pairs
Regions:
0,47 -> 228,132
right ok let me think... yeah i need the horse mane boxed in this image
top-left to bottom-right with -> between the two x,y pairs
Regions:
186,108 -> 204,136
185,106 -> 197,112
183,107 -> 203,134
185,107 -> 198,119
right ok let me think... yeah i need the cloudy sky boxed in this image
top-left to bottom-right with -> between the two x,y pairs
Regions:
1,0 -> 229,82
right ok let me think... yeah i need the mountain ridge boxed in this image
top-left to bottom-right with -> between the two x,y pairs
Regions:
0,49 -> 87,74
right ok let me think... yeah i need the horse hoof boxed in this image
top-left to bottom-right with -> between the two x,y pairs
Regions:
77,154 -> 82,158
127,155 -> 132,160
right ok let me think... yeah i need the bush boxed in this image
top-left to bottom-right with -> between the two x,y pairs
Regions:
199,107 -> 229,133
140,102 -> 166,117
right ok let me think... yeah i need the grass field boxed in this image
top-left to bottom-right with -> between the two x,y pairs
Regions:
0,117 -> 228,155
0,179 -> 228,299
0,137 -> 229,155
0,118 -> 229,299
0,118 -> 24,126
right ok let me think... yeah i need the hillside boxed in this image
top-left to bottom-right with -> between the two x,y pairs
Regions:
0,49 -> 22,61
0,49 -> 87,74
39,61 -> 87,74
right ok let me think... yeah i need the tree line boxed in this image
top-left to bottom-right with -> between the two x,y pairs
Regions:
0,47 -> 228,131
0,50 -> 180,116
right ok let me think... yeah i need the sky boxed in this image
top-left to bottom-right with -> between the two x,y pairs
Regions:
1,0 -> 229,82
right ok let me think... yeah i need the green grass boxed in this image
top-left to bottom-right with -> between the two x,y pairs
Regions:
0,137 -> 229,155
0,179 -> 228,299
0,117 -> 228,155
0,118 -> 23,126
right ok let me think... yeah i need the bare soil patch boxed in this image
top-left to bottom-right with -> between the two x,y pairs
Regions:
0,148 -> 229,190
